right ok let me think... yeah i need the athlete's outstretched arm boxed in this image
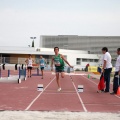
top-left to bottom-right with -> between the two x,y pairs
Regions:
61,54 -> 73,68
25,59 -> 28,64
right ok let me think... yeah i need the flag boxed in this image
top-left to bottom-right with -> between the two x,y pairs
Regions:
98,74 -> 105,90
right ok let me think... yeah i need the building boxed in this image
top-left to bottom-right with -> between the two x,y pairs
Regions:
0,46 -> 99,70
40,35 -> 120,59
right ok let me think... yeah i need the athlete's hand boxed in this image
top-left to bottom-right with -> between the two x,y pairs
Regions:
102,68 -> 105,73
70,65 -> 73,68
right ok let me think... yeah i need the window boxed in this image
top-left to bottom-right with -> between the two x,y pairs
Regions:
82,59 -> 88,62
94,59 -> 99,62
76,58 -> 81,65
89,59 -> 93,62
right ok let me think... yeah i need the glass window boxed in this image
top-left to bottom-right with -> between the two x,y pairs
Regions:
76,58 -> 81,65
94,59 -> 98,62
82,59 -> 88,62
89,59 -> 93,62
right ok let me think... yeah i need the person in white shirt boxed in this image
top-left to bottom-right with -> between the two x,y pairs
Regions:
25,54 -> 34,77
102,47 -> 112,92
110,48 -> 120,94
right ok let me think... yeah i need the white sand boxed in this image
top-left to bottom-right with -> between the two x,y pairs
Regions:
0,111 -> 120,120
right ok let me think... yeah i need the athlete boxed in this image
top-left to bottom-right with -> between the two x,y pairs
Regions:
25,54 -> 34,77
51,47 -> 73,91
39,56 -> 46,79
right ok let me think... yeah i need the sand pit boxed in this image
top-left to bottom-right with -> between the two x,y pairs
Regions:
0,111 -> 120,120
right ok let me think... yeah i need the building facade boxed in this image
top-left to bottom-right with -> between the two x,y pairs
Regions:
0,46 -> 99,70
40,35 -> 120,59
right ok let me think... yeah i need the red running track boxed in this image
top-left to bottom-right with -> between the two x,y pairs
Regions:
0,71 -> 120,113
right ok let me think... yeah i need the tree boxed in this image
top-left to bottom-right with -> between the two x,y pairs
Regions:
32,40 -> 34,47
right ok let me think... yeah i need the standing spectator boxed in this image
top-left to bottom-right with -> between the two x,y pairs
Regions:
85,63 -> 89,72
39,56 -> 46,79
110,48 -> 120,94
25,54 -> 34,77
102,47 -> 112,92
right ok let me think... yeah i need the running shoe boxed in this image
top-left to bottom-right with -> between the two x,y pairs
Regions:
57,88 -> 61,92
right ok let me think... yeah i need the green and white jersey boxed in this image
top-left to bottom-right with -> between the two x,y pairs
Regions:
53,54 -> 64,70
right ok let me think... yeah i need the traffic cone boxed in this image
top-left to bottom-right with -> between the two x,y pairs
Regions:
117,86 -> 120,95
116,75 -> 120,95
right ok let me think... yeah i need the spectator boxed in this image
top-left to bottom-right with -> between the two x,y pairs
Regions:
85,63 -> 89,72
110,48 -> 120,94
25,54 -> 34,77
39,56 -> 46,79
102,47 -> 112,93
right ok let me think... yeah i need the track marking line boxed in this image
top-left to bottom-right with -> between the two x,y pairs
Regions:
82,75 -> 120,99
84,102 -> 120,105
25,77 -> 55,111
85,103 -> 120,106
115,95 -> 120,98
43,93 -> 77,95
45,90 -> 76,92
69,75 -> 87,112
51,72 -> 86,75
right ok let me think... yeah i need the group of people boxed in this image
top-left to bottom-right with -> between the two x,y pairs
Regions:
101,47 -> 120,95
25,55 -> 46,79
25,46 -> 120,94
25,47 -> 73,91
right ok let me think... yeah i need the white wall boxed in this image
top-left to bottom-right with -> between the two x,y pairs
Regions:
66,53 -> 99,67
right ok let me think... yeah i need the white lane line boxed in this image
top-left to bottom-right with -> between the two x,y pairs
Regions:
85,103 -> 120,106
52,72 -> 86,76
44,93 -> 77,95
70,75 -> 87,112
25,77 -> 55,110
82,75 -> 120,99
115,95 -> 120,98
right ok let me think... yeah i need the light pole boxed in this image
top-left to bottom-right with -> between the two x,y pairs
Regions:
30,37 -> 36,47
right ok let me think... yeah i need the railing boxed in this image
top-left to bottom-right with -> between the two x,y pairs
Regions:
0,57 -> 52,65
0,57 -> 25,64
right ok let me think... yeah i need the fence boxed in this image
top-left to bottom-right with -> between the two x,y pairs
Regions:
0,57 -> 25,64
0,57 -> 52,65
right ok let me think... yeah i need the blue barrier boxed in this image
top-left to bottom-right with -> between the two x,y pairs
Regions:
97,67 -> 102,73
18,67 -> 26,80
8,70 -> 10,77
32,68 -> 42,76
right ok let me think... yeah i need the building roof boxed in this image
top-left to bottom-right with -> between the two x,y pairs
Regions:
0,46 -> 89,55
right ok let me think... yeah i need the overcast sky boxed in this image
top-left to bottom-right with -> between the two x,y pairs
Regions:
0,0 -> 120,47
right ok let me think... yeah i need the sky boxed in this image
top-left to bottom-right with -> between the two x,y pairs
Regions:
0,0 -> 120,47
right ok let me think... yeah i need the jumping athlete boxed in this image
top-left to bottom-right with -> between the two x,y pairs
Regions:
51,47 -> 73,91
39,56 -> 46,79
25,54 -> 34,77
